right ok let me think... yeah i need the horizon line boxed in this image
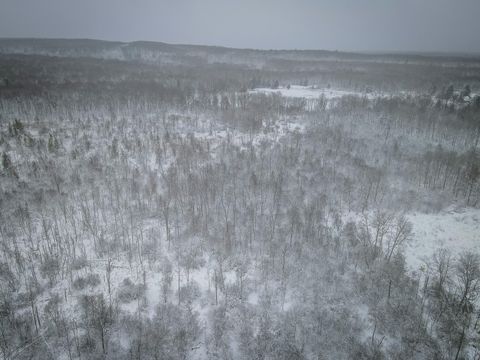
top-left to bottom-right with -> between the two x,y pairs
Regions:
2,36 -> 480,58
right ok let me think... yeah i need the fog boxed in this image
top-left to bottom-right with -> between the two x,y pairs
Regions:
1,0 -> 480,52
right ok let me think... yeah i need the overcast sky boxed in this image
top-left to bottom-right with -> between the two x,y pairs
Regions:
1,0 -> 479,53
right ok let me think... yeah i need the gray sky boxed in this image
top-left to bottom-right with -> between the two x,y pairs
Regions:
1,0 -> 479,53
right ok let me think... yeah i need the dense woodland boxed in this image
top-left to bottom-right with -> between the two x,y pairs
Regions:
0,39 -> 480,359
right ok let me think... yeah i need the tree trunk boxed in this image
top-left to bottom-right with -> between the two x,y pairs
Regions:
454,327 -> 465,360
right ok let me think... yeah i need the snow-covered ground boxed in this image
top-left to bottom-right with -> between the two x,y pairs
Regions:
249,85 -> 385,100
343,207 -> 480,272
406,207 -> 480,271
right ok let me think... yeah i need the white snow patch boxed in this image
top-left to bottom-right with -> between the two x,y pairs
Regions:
247,292 -> 259,306
250,85 -> 382,100
405,207 -> 480,271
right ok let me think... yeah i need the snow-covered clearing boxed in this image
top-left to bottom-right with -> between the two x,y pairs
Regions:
343,207 -> 480,272
249,85 -> 388,100
406,207 -> 480,271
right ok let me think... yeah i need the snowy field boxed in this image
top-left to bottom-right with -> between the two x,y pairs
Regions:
250,85 -> 477,107
406,207 -> 480,271
249,85 -> 387,100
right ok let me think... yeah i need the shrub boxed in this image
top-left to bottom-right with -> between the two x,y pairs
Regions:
73,273 -> 101,290
117,278 -> 145,303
